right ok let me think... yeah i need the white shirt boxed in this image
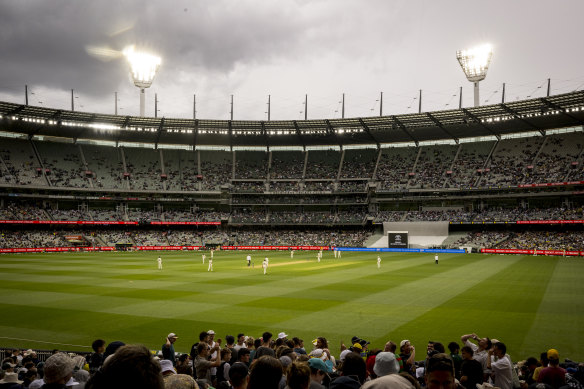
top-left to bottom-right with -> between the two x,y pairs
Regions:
490,355 -> 513,389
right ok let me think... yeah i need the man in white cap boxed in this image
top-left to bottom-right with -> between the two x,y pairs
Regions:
278,332 -> 288,341
207,330 -> 220,381
162,333 -> 179,366
399,340 -> 416,376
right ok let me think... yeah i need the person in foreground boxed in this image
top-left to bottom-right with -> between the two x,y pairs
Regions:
85,344 -> 163,389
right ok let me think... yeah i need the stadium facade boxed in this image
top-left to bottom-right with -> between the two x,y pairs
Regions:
0,91 -> 583,253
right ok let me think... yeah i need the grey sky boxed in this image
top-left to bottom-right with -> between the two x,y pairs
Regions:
0,0 -> 583,121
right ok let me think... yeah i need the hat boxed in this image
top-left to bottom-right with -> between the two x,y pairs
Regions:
547,349 -> 559,360
310,348 -> 326,360
165,374 -> 199,389
44,353 -> 76,382
160,359 -> 176,374
104,341 -> 125,358
279,356 -> 292,368
0,372 -> 23,384
373,352 -> 400,377
2,362 -> 16,370
278,332 -> 288,339
475,383 -> 495,389
207,330 -> 215,335
339,349 -> 352,361
28,379 -> 44,389
308,358 -> 332,373
312,338 -> 319,346
351,343 -> 363,351
361,373 -> 416,389
168,333 -> 178,339
66,377 -> 80,386
400,340 -> 410,349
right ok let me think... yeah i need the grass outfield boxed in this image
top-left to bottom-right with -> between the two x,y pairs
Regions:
0,250 -> 583,361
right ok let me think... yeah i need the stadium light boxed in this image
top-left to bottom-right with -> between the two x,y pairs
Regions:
456,44 -> 493,107
123,45 -> 161,117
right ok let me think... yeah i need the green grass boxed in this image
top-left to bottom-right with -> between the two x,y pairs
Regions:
0,250 -> 582,361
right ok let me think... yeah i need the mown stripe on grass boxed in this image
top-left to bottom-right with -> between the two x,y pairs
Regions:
272,254 -> 521,337
381,255 -> 559,360
520,257 -> 584,360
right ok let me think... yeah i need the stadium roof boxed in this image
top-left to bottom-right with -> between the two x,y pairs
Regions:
1,91 -> 583,148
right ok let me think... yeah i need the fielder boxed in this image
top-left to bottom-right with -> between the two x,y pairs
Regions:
435,254 -> 438,264
263,257 -> 269,275
290,250 -> 294,259
202,254 -> 206,264
208,258 -> 213,272
157,256 -> 162,270
377,255 -> 381,269
246,254 -> 251,267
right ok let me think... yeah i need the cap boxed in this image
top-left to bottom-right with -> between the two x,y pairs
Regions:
167,333 -> 178,339
207,330 -> 215,335
547,349 -> 559,360
400,340 -> 410,349
351,336 -> 361,344
278,332 -> 288,339
308,358 -> 332,373
359,339 -> 370,347
351,343 -> 363,351
373,352 -> 400,377
339,349 -> 352,361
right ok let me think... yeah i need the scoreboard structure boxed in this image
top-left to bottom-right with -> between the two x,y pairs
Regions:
387,231 -> 409,248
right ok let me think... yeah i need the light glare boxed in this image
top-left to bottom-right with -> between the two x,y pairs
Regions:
456,44 -> 493,82
123,45 -> 161,88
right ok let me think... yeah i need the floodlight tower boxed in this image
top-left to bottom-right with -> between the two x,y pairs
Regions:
456,44 -> 493,107
123,46 -> 161,117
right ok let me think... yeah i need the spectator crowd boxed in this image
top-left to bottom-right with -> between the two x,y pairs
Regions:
1,331 -> 582,389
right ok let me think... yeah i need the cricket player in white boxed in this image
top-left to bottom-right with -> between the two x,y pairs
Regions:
290,250 -> 294,259
263,257 -> 268,275
317,251 -> 321,262
334,249 -> 337,259
157,256 -> 162,270
246,254 -> 251,267
377,255 -> 381,269
208,258 -> 213,272
202,254 -> 206,263
435,254 -> 438,264
210,249 -> 214,259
